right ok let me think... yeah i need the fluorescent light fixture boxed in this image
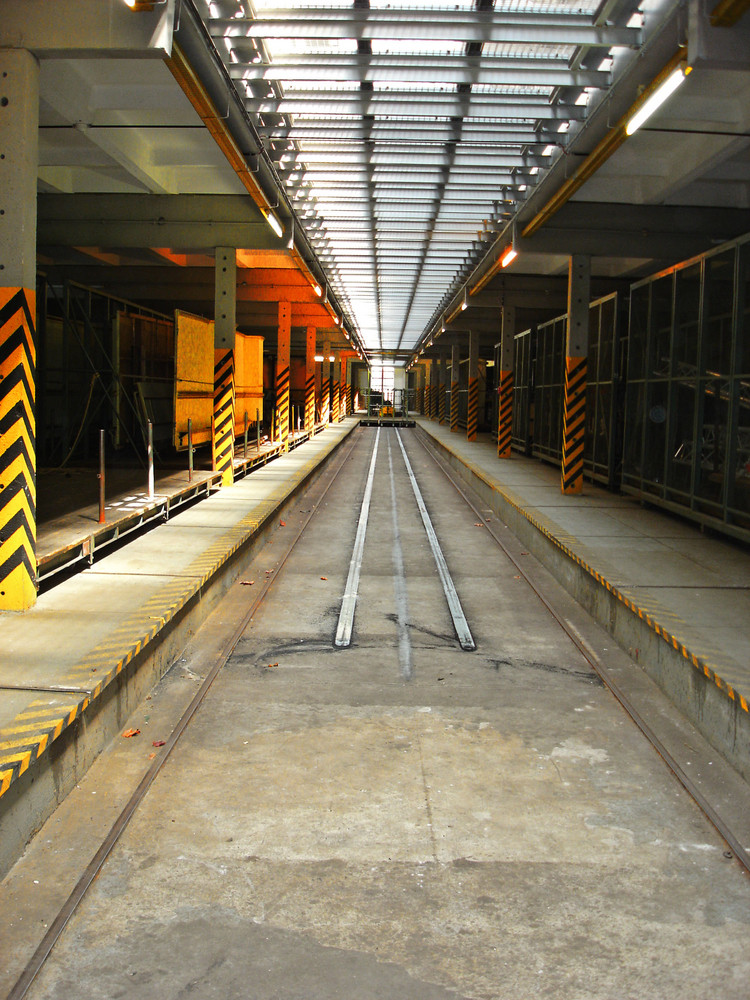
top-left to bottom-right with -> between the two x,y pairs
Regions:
314,283 -> 323,297
460,288 -> 468,311
334,316 -> 340,325
626,65 -> 690,136
314,355 -> 325,362
501,246 -> 518,268
264,211 -> 284,239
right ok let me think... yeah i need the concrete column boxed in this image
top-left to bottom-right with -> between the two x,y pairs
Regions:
304,325 -> 316,432
561,255 -> 590,494
213,247 -> 236,486
344,356 -> 352,416
321,338 -> 331,424
332,351 -> 341,423
438,352 -> 447,425
314,359 -> 322,423
498,305 -> 515,459
275,301 -> 291,451
467,330 -> 480,441
417,364 -> 425,415
429,359 -> 438,419
0,50 -> 39,610
450,342 -> 460,433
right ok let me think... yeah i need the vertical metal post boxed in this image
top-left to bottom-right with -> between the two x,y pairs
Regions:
244,410 -> 248,460
147,420 -> 155,499
188,417 -> 193,482
256,407 -> 260,451
98,429 -> 106,524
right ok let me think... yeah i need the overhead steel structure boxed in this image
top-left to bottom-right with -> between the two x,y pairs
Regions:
198,0 -> 750,363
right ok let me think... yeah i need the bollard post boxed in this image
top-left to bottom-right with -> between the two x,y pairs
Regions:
244,410 -> 248,460
98,429 -> 106,524
147,421 -> 155,499
188,417 -> 193,483
256,408 -> 260,451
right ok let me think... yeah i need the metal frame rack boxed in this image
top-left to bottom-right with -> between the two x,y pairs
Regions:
622,233 -> 750,541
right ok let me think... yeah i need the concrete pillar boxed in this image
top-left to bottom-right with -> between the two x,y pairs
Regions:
0,49 -> 38,610
304,325 -> 316,432
429,359 -> 438,419
213,247 -> 236,487
275,301 -> 291,451
450,343 -> 460,433
467,330 -> 479,442
344,356 -> 352,416
438,352 -> 447,425
498,305 -> 515,459
321,338 -> 331,424
314,358 -> 322,423
417,364 -> 425,415
561,255 -> 590,494
332,351 -> 341,423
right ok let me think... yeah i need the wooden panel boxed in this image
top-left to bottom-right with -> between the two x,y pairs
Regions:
234,332 -> 264,434
174,310 -> 213,450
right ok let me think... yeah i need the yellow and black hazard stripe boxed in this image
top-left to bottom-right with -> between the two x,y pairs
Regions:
561,355 -> 587,494
304,373 -> 315,430
213,349 -> 235,486
497,369 -> 513,458
467,376 -> 479,441
332,379 -> 341,423
428,385 -> 436,419
345,381 -> 352,416
321,375 -> 331,423
438,383 -> 446,424
0,288 -> 37,610
450,381 -> 459,431
0,699 -> 89,796
276,363 -> 290,449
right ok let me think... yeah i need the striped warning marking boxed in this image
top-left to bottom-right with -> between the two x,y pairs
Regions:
0,699 -> 89,796
276,364 -> 290,449
497,369 -> 513,458
438,383 -> 446,425
213,349 -> 235,487
0,421 -> 361,803
561,355 -> 586,494
321,376 -> 331,424
422,433 -> 750,716
332,379 -> 341,423
345,382 -> 352,417
467,376 -> 479,442
450,381 -> 459,432
0,287 -> 37,610
305,373 -> 315,431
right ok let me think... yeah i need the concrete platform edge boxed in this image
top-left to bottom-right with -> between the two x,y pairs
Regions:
0,420 -> 358,877
415,422 -> 750,783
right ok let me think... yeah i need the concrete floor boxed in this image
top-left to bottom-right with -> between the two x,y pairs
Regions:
4,427 -> 750,1000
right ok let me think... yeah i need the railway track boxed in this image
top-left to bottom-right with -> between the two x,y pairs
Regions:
6,423 -> 750,999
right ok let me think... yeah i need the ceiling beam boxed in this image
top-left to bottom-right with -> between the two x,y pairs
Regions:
210,9 -> 639,48
230,57 -> 610,89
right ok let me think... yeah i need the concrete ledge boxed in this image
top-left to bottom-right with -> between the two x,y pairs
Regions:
0,419 -> 358,876
415,422 -> 750,783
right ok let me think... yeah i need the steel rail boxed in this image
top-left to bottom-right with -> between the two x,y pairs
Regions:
7,429 -> 363,1000
413,427 -> 750,876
